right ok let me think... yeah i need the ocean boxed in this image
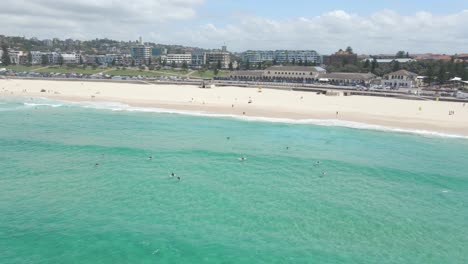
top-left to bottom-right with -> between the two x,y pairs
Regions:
1,97 -> 467,264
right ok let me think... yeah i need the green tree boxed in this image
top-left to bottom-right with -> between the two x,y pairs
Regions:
371,58 -> 379,74
292,58 -> 296,65
148,57 -> 152,66
41,54 -> 48,65
1,44 -> 11,66
217,60 -> 222,70
363,59 -> 370,69
131,59 -> 135,67
182,61 -> 188,70
272,59 -> 277,65
111,58 -> 116,66
392,60 -> 401,71
438,64 -> 447,84
79,56 -> 83,65
58,55 -> 64,66
171,61 -> 176,68
162,59 -> 167,67
396,51 -> 406,58
346,46 -> 354,54
298,59 -> 303,66
27,51 -> 33,65
245,59 -> 250,70
257,61 -> 263,70
94,57 -> 99,65
228,61 -> 233,71
214,68 -> 219,75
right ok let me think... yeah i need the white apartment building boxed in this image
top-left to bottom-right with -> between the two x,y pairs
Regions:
60,53 -> 79,64
242,50 -> 321,64
163,53 -> 192,65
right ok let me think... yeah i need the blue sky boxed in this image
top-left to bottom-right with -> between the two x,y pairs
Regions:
1,0 -> 468,54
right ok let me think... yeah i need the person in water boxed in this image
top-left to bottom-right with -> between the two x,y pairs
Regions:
171,172 -> 175,177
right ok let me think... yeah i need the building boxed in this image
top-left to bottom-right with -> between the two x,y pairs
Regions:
205,50 -> 231,69
7,50 -> 26,64
191,50 -> 206,68
413,54 -> 452,61
318,72 -> 376,87
372,58 -> 416,64
455,54 -> 468,63
323,50 -> 358,66
30,51 -> 44,65
263,66 -> 326,80
163,53 -> 192,65
151,47 -> 167,57
228,66 -> 326,83
60,53 -> 80,64
131,43 -> 151,65
241,50 -> 321,64
383,70 -> 419,89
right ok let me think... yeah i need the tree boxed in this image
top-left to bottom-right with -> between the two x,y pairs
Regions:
182,61 -> 188,70
292,58 -> 296,65
58,55 -> 64,66
371,58 -> 379,74
438,64 -> 447,84
41,54 -> 48,65
27,51 -> 32,65
245,59 -> 250,70
148,57 -> 152,66
214,68 -> 219,75
304,59 -> 308,66
1,44 -> 11,66
396,51 -> 406,58
425,65 -> 434,85
298,59 -> 303,66
228,61 -> 233,71
79,56 -> 83,65
272,59 -> 277,65
363,59 -> 370,69
257,61 -> 263,70
346,46 -> 354,54
171,61 -> 176,68
162,59 -> 167,67
392,60 -> 401,72
111,58 -> 116,66
217,60 -> 222,70
131,59 -> 135,67
406,52 -> 410,58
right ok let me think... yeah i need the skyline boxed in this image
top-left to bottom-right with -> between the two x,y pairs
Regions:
1,0 -> 468,54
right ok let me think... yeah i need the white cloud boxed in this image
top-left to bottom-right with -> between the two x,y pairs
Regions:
1,1 -> 467,54
178,10 -> 468,54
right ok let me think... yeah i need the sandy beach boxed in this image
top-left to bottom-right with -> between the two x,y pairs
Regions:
1,79 -> 468,136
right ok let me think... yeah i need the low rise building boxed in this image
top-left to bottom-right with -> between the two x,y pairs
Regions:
264,66 -> 326,80
318,72 -> 376,86
383,70 -> 418,89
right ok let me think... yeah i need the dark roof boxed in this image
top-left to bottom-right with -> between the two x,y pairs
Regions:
385,70 -> 417,77
230,70 -> 264,77
320,72 -> 376,80
265,66 -> 325,72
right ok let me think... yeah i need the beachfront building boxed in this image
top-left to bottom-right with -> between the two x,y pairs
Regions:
163,53 -> 192,66
318,72 -> 376,87
205,50 -> 231,69
131,43 -> 151,65
383,70 -> 418,89
228,66 -> 326,83
241,50 -> 321,65
60,53 -> 80,64
7,50 -> 26,64
151,47 -> 167,57
264,66 -> 326,81
191,50 -> 206,68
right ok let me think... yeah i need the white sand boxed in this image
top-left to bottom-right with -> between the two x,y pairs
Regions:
1,79 -> 468,136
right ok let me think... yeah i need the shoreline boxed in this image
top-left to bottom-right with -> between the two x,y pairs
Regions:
1,79 -> 468,137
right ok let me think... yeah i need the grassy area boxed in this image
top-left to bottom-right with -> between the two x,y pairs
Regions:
106,69 -> 167,77
2,65 -> 42,71
34,66 -> 103,74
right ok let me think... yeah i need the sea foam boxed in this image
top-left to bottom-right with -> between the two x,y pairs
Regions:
16,99 -> 468,139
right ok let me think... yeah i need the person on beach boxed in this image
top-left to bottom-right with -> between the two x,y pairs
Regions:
336,111 -> 339,117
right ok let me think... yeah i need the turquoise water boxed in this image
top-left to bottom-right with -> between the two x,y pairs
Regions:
1,98 -> 467,264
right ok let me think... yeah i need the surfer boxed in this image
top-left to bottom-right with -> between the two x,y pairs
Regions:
148,156 -> 153,160
239,156 -> 247,161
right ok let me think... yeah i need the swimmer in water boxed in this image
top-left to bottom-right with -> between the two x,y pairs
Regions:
177,176 -> 181,181
286,146 -> 289,150
314,161 -> 321,166
226,137 -> 230,140
239,156 -> 247,161
148,156 -> 153,160
95,163 -> 99,167
171,172 -> 175,177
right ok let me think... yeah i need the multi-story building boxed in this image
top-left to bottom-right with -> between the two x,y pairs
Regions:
163,53 -> 192,65
60,53 -> 80,64
205,51 -> 231,69
151,47 -> 167,57
383,70 -> 419,89
30,51 -> 44,65
242,50 -> 321,64
7,50 -> 26,64
191,51 -> 206,68
131,44 -> 151,65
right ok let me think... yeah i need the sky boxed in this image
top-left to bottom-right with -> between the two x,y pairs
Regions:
1,0 -> 467,54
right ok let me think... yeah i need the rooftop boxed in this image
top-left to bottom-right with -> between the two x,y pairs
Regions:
265,66 -> 326,72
